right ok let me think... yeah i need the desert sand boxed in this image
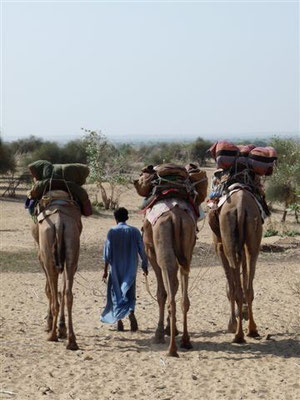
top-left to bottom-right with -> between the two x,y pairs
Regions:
1,174 -> 299,400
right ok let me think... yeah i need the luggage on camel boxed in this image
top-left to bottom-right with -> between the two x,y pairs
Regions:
134,163 -> 208,217
27,160 -> 92,217
236,144 -> 256,167
134,165 -> 157,197
207,140 -> 277,230
209,141 -> 239,170
28,178 -> 92,216
154,163 -> 188,179
207,168 -> 271,223
209,141 -> 277,176
28,160 -> 53,181
134,163 -> 189,198
185,163 -> 208,205
248,146 -> 277,176
28,160 -> 90,186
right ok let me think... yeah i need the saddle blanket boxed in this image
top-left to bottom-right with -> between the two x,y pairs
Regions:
145,198 -> 204,226
37,202 -> 82,232
207,184 -> 267,221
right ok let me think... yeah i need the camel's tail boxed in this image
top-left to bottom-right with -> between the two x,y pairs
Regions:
236,206 -> 246,267
223,205 -> 246,270
54,213 -> 65,273
171,210 -> 189,273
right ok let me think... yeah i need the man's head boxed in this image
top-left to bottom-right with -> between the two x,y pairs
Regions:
114,207 -> 129,223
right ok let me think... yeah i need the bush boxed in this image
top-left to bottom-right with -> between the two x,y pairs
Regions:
83,129 -> 131,210
0,138 -> 16,174
9,135 -> 43,154
266,137 -> 300,222
61,140 -> 87,164
190,137 -> 213,166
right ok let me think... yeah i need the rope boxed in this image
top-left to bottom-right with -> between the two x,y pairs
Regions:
144,274 -> 157,302
191,177 -> 208,187
75,271 -> 106,298
156,172 -> 192,191
62,168 -> 74,201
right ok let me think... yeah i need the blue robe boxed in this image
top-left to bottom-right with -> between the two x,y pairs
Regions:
100,222 -> 148,324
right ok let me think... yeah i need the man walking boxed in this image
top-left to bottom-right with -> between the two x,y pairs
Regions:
100,207 -> 148,331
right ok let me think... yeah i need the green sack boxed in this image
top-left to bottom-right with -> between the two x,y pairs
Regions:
28,160 -> 53,181
52,164 -> 90,186
29,179 -> 89,204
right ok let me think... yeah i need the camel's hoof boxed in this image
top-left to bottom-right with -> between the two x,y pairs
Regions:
228,320 -> 237,333
232,336 -> 246,344
180,341 -> 193,350
45,321 -> 53,332
66,342 -> 79,351
58,330 -> 67,339
167,350 -> 179,358
47,335 -> 58,342
228,326 -> 237,334
58,324 -> 67,339
247,331 -> 260,338
164,327 -> 179,337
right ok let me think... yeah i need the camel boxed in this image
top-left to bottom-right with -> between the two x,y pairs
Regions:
31,198 -> 82,350
209,189 -> 262,343
143,206 -> 196,357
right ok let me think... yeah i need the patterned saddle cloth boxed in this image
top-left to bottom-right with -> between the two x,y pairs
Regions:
207,183 -> 268,221
145,198 -> 205,226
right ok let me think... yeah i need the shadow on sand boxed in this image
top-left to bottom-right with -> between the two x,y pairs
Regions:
84,330 -> 300,359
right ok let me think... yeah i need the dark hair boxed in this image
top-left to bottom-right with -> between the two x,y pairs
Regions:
114,207 -> 129,222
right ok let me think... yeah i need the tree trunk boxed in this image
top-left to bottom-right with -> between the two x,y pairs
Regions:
281,210 -> 287,223
281,201 -> 288,223
99,184 -> 110,210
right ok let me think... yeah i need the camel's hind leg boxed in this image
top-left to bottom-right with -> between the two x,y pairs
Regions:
165,314 -> 179,337
154,224 -> 179,357
180,269 -> 192,349
145,244 -> 167,343
64,228 -> 80,351
153,264 -> 167,343
44,280 -> 53,332
38,254 -> 52,332
45,268 -> 59,342
232,265 -> 246,344
39,227 -> 60,342
65,273 -> 78,350
244,250 -> 260,338
241,253 -> 249,321
161,266 -> 179,357
215,238 -> 237,333
244,215 -> 262,338
58,270 -> 67,339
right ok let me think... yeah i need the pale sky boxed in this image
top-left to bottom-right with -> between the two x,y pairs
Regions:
1,0 -> 299,142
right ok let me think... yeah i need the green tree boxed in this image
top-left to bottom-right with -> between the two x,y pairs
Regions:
266,137 -> 300,222
190,137 -> 213,166
136,142 -> 190,165
23,142 -> 63,165
83,129 -> 130,210
61,140 -> 87,164
9,135 -> 43,154
0,138 -> 16,174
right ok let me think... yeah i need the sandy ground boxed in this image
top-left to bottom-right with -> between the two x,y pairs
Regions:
1,175 -> 300,400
